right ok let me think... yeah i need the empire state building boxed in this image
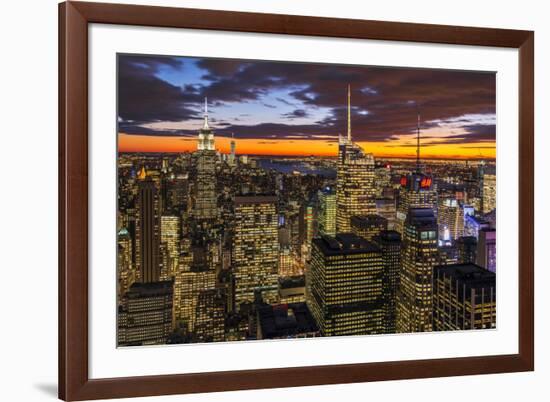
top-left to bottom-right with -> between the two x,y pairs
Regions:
192,98 -> 218,220
336,85 -> 376,232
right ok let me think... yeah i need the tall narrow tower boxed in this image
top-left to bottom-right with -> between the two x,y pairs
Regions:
193,97 -> 218,220
336,85 -> 377,232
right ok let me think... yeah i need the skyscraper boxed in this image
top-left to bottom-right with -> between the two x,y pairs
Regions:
228,132 -> 236,167
318,187 -> 336,236
308,233 -> 385,336
397,208 -> 438,333
373,230 -> 402,333
336,86 -> 376,232
135,170 -> 161,283
193,98 -> 218,220
232,196 -> 279,308
476,228 -> 496,273
433,263 -> 496,331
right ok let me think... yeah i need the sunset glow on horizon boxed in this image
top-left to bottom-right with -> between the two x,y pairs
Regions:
119,133 -> 496,160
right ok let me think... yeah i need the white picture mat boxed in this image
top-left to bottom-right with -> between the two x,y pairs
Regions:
89,23 -> 518,380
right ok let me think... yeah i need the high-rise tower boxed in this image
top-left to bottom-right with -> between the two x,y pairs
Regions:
396,208 -> 438,333
232,196 -> 279,309
336,85 -> 376,232
193,98 -> 218,220
307,233 -> 385,336
135,169 -> 161,283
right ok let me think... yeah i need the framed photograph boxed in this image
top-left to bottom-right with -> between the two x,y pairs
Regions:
59,1 -> 534,400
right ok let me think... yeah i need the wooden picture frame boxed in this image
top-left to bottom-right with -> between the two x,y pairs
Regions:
59,1 -> 534,400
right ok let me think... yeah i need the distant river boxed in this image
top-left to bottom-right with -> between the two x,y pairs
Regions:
258,159 -> 336,178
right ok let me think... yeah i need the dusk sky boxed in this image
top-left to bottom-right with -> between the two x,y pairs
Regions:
118,54 -> 496,159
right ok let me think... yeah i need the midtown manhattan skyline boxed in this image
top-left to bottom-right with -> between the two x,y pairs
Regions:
118,55 -> 496,159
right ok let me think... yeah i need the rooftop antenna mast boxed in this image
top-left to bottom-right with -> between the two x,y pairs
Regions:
347,84 -> 352,142
416,104 -> 421,173
203,97 -> 209,129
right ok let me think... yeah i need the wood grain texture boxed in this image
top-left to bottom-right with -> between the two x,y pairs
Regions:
58,1 -> 534,400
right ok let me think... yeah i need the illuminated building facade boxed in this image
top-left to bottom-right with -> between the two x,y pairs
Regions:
117,228 -> 134,300
232,196 -> 279,308
375,198 -> 397,230
396,173 -> 437,235
160,215 -> 180,279
117,280 -> 174,346
438,198 -> 464,241
482,166 -> 496,214
350,214 -> 388,241
318,187 -> 336,236
397,208 -> 438,333
193,98 -> 218,220
336,86 -> 376,232
433,263 -> 496,330
308,234 -> 385,336
373,230 -> 401,333
135,171 -> 161,283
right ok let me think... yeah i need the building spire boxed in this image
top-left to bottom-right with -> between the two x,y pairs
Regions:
347,84 -> 352,142
416,105 -> 421,173
203,97 -> 209,129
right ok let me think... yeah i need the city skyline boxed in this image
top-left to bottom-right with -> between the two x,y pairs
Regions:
116,54 -> 497,346
118,55 -> 496,159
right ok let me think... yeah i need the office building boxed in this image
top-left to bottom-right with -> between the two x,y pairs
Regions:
438,198 -> 464,241
373,230 -> 402,333
397,208 -> 438,333
318,187 -> 336,236
135,171 -> 161,283
308,233 -> 385,336
193,98 -> 218,220
433,263 -> 496,330
232,196 -> 279,308
336,86 -> 376,232
117,280 -> 174,346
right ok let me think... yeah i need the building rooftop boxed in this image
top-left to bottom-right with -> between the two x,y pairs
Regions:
127,280 -> 174,297
434,263 -> 496,289
407,208 -> 437,227
313,233 -> 380,256
234,195 -> 277,205
350,214 -> 388,228
375,230 -> 402,242
257,303 -> 318,339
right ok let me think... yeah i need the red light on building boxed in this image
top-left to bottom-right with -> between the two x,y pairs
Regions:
386,164 -> 391,169
420,177 -> 432,188
400,176 -> 407,186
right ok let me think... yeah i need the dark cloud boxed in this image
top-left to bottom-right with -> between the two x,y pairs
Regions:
282,109 -> 309,119
118,55 -> 496,146
118,55 -> 200,126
